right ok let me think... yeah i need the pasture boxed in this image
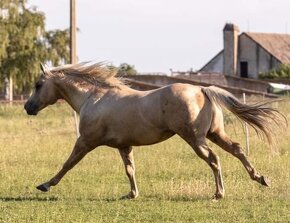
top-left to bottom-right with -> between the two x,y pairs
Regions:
0,100 -> 289,222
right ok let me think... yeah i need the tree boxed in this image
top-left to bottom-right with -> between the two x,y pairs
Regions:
259,64 -> 290,80
45,29 -> 70,66
107,63 -> 138,77
0,0 -> 70,95
117,63 -> 138,76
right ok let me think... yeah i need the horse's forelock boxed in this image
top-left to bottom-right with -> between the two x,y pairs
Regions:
42,68 -> 55,79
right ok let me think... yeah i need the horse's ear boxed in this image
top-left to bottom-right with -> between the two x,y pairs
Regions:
40,63 -> 45,73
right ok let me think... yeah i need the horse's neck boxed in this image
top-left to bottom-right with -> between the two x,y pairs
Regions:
55,79 -> 97,113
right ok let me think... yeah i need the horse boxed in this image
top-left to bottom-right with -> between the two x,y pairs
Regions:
24,62 -> 284,200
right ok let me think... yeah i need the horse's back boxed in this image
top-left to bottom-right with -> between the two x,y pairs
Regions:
106,83 -> 212,133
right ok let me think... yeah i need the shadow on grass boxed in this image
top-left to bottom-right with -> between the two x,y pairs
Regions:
144,194 -> 210,202
0,195 -> 59,202
86,197 -> 119,202
0,193 -> 211,203
81,194 -> 211,203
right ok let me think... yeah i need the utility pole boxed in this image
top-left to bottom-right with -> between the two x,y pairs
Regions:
70,0 -> 77,64
70,0 -> 80,137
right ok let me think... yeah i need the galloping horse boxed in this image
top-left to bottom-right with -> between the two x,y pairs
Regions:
24,62 -> 283,200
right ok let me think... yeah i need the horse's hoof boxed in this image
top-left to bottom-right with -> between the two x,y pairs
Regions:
36,184 -> 50,192
260,176 -> 270,187
212,193 -> 224,201
120,192 -> 138,200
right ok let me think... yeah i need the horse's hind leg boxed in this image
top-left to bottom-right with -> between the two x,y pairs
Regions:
36,136 -> 92,192
118,146 -> 139,199
192,139 -> 225,200
181,134 -> 225,200
208,131 -> 269,186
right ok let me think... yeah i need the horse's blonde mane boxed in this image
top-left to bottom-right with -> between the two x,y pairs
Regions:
45,62 -> 122,87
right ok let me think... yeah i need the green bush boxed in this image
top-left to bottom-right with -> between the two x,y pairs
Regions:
259,64 -> 290,79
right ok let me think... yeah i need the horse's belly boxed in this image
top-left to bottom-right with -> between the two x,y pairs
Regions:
104,128 -> 175,147
132,129 -> 175,146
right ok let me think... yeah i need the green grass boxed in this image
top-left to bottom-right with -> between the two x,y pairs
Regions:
0,102 -> 289,222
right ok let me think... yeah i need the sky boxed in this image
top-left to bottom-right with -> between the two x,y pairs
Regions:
29,0 -> 290,74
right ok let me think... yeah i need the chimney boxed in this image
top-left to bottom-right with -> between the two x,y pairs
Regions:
223,23 -> 239,76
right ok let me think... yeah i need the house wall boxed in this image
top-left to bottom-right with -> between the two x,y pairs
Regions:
238,34 -> 257,78
258,47 -> 281,72
238,34 -> 281,79
199,52 -> 223,73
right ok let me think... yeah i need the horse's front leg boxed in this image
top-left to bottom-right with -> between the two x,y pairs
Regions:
118,146 -> 139,199
36,136 -> 93,192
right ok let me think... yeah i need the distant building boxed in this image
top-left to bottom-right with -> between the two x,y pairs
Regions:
200,23 -> 290,79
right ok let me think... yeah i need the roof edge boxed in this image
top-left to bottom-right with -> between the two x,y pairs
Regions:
199,50 -> 224,72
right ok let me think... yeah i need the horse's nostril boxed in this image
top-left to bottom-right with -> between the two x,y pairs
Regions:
24,102 -> 38,115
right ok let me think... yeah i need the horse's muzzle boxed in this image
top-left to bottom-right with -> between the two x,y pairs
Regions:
24,102 -> 38,115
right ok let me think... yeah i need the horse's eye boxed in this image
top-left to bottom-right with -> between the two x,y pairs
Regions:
35,83 -> 42,90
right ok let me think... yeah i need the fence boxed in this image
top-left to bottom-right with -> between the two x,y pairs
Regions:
173,72 -> 271,93
0,74 -> 279,105
0,94 -> 29,104
125,75 -> 278,98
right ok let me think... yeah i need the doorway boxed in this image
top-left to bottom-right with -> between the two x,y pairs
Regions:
240,61 -> 248,78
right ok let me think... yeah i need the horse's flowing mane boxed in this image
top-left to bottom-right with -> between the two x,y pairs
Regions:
44,62 -> 122,87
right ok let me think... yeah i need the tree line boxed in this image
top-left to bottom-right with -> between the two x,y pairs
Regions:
0,0 -> 137,98
0,0 -> 70,95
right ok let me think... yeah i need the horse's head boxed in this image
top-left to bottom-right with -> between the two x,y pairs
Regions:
24,64 -> 59,115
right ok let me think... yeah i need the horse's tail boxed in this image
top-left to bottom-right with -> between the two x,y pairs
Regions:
201,85 -> 286,146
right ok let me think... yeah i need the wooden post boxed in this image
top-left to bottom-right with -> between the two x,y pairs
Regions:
9,75 -> 13,106
243,93 -> 250,155
4,77 -> 9,100
4,77 -> 12,103
70,0 -> 80,138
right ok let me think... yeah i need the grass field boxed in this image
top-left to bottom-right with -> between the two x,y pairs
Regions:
0,101 -> 290,222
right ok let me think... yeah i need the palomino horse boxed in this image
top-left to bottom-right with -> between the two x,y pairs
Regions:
24,62 -> 283,200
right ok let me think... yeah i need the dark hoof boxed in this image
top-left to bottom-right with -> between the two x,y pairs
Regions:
212,193 -> 224,201
36,184 -> 49,192
260,176 -> 270,187
120,192 -> 138,200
